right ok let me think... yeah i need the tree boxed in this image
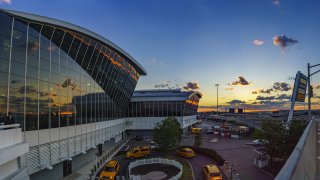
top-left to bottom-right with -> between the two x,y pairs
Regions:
194,133 -> 202,148
261,120 -> 307,168
284,121 -> 307,159
261,120 -> 286,168
153,117 -> 183,152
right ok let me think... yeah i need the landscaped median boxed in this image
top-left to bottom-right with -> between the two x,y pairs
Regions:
165,155 -> 194,180
180,146 -> 225,166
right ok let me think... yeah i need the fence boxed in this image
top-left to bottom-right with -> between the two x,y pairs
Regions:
128,158 -> 183,180
88,136 -> 131,180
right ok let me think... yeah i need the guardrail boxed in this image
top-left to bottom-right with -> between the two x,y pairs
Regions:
0,123 -> 20,130
88,137 -> 131,180
275,120 -> 316,180
128,158 -> 183,180
0,124 -> 21,150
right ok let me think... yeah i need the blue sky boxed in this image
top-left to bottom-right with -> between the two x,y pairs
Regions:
1,0 -> 320,111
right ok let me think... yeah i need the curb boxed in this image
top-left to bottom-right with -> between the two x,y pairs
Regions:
254,165 -> 275,178
185,159 -> 195,180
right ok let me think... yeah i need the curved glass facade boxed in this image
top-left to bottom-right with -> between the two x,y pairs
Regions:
0,11 -> 142,131
128,92 -> 201,117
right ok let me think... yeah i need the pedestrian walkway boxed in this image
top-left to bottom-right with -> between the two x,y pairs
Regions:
316,120 -> 320,179
63,138 -> 130,180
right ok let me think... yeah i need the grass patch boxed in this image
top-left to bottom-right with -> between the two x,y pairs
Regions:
165,155 -> 193,180
179,146 -> 225,166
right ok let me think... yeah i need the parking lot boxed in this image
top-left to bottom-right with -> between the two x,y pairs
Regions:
180,120 -> 274,180
97,120 -> 274,180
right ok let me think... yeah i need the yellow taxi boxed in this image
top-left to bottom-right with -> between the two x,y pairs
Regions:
99,160 -> 120,179
203,164 -> 223,180
125,146 -> 151,159
191,127 -> 202,134
176,147 -> 195,158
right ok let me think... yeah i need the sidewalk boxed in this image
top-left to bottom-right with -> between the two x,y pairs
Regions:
63,138 -> 129,180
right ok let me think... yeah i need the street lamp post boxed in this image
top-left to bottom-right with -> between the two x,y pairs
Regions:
307,63 -> 320,121
215,84 -> 219,116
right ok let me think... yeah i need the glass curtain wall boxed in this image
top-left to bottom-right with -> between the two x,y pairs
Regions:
128,100 -> 185,117
0,11 -> 139,131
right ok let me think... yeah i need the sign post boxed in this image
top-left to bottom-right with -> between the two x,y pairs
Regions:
287,71 -> 308,128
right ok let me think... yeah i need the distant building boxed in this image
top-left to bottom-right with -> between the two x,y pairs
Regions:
126,89 -> 202,134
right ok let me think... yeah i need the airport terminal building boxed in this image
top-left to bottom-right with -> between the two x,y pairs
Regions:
0,9 -> 201,180
126,89 -> 202,133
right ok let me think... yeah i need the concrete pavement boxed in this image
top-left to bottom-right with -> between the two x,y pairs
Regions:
182,121 -> 274,180
316,119 -> 320,179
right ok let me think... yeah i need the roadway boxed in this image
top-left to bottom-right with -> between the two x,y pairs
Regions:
180,120 -> 274,180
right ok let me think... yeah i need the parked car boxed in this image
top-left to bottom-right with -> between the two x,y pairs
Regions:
176,147 -> 195,158
150,141 -> 160,150
135,135 -> 143,141
191,127 -> 202,134
246,139 -> 269,146
206,127 -> 214,134
202,164 -> 222,180
99,160 -> 120,179
150,145 -> 160,151
125,146 -> 151,159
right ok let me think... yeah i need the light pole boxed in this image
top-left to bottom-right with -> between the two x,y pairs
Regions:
215,84 -> 219,116
307,63 -> 320,121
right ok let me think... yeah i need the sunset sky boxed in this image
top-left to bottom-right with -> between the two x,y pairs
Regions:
1,0 -> 320,112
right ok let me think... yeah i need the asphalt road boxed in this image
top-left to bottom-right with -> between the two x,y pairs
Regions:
184,121 -> 274,180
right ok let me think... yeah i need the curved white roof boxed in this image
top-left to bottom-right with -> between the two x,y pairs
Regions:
0,8 -> 147,75
131,89 -> 202,102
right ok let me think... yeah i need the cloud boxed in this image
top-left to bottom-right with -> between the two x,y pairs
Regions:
253,40 -> 264,46
225,87 -> 234,91
315,85 -> 320,89
273,82 -> 291,91
227,99 -> 246,104
275,94 -> 291,100
229,76 -> 252,86
252,88 -> 274,94
18,85 -> 50,97
256,94 -> 290,101
151,58 -> 163,65
183,82 -> 200,90
256,95 -> 275,101
151,58 -> 156,63
0,0 -> 12,4
273,35 -> 298,50
272,0 -> 280,7
154,81 -> 171,88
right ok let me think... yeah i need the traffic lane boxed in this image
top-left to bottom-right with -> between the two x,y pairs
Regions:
187,153 -> 227,180
187,122 -> 273,180
200,137 -> 273,179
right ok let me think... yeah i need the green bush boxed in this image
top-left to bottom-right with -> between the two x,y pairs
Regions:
180,146 -> 225,166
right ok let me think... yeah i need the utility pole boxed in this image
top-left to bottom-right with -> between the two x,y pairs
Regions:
215,84 -> 219,116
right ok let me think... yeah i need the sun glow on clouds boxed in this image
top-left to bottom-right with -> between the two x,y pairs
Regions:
253,40 -> 264,46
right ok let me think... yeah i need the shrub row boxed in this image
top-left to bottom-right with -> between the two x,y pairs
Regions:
180,146 -> 225,166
